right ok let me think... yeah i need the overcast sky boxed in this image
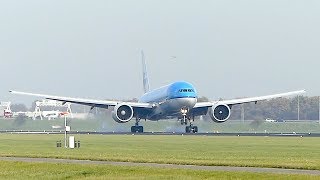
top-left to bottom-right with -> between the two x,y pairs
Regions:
0,0 -> 319,105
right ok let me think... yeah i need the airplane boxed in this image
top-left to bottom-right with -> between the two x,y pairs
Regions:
42,111 -> 60,120
10,51 -> 305,133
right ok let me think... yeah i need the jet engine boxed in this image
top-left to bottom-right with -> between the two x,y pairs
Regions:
112,103 -> 134,123
209,104 -> 231,123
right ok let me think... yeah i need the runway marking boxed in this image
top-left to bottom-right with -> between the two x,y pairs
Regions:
0,157 -> 319,175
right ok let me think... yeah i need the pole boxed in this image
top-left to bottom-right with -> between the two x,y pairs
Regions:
64,115 -> 67,148
297,95 -> 300,121
318,96 -> 320,124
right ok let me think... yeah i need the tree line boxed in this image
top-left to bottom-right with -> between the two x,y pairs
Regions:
198,96 -> 320,121
228,96 -> 319,121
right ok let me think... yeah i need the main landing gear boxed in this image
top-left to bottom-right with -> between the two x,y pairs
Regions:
186,125 -> 198,133
180,108 -> 198,133
185,117 -> 198,133
131,118 -> 143,133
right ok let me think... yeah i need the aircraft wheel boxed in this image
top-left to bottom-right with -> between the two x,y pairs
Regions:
131,126 -> 137,133
138,126 -> 144,133
186,126 -> 198,133
185,126 -> 191,133
131,126 -> 143,133
193,126 -> 198,133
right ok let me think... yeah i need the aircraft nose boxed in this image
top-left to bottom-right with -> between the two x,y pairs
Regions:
178,98 -> 197,108
188,98 -> 197,107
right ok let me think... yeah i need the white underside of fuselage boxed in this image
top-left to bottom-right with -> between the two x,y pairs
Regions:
147,97 -> 197,120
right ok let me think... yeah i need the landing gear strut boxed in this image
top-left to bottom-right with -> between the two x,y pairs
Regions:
131,118 -> 143,133
180,116 -> 188,125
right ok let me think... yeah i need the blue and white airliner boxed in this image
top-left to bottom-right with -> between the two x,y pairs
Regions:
10,51 -> 305,133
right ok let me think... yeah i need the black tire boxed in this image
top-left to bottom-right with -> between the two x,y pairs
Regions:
131,126 -> 143,133
193,126 -> 198,133
131,126 -> 137,133
138,126 -> 144,133
185,126 -> 191,133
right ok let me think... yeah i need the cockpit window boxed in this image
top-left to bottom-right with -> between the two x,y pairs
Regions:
179,89 -> 194,92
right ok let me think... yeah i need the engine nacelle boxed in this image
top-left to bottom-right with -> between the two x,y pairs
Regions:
209,104 -> 231,123
112,103 -> 134,123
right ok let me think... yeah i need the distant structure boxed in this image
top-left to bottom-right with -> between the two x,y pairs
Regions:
0,102 -> 12,118
33,100 -> 73,120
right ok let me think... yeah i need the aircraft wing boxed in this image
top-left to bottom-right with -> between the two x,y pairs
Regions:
193,90 -> 306,108
9,90 -> 153,109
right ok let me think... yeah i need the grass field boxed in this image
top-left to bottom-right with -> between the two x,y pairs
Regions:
1,134 -> 320,179
0,161 -> 319,180
0,134 -> 320,170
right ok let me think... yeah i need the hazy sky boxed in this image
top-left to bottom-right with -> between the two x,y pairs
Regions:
0,0 -> 319,105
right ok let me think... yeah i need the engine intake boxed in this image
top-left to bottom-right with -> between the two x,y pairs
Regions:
209,104 -> 231,123
112,104 -> 134,123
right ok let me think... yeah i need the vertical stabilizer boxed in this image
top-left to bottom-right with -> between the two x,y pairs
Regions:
141,50 -> 150,93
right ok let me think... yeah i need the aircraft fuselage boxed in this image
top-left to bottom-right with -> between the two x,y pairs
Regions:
138,81 -> 197,120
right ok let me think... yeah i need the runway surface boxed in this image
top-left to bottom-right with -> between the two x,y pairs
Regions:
0,157 -> 320,175
1,130 -> 320,137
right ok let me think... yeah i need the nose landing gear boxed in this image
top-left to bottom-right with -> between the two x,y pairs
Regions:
180,108 -> 198,133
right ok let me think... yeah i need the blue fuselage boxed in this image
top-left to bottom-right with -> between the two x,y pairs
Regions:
139,81 -> 198,120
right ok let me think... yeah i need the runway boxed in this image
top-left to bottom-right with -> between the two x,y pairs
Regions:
1,130 -> 319,137
0,157 -> 319,175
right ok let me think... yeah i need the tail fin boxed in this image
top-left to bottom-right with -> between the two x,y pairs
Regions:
141,50 -> 150,93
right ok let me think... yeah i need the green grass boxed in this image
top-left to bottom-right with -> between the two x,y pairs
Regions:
1,134 -> 320,179
0,134 -> 320,170
0,161 -> 318,180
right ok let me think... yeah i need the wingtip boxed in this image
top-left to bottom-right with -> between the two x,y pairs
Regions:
9,90 -> 19,94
